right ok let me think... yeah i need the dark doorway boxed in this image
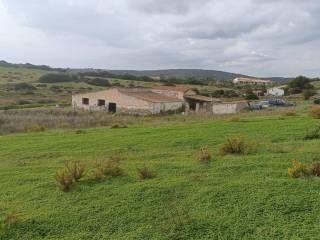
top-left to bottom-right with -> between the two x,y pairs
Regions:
108,102 -> 117,113
98,99 -> 106,106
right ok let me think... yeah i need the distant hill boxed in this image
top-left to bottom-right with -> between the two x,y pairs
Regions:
0,60 -> 292,83
109,69 -> 292,83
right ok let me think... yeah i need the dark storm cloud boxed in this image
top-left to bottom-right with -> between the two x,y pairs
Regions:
0,0 -> 320,77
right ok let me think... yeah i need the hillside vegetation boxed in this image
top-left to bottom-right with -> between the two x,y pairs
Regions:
1,111 -> 320,239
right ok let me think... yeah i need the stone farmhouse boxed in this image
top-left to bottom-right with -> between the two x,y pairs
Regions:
72,86 -> 248,115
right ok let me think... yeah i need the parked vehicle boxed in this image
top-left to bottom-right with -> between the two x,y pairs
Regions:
248,102 -> 262,110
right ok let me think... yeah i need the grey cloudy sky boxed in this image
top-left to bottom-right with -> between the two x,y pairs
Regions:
0,0 -> 320,77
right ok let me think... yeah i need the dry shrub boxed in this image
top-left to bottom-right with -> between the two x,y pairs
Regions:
309,107 -> 320,119
93,158 -> 126,181
137,167 -> 156,180
309,162 -> 320,177
1,212 -> 21,230
66,161 -> 86,182
303,126 -> 320,140
54,170 -> 74,192
110,123 -> 127,129
27,124 -> 46,132
283,110 -> 298,117
228,117 -> 242,122
219,136 -> 248,155
288,160 -> 310,178
75,129 -> 86,134
198,145 -> 211,164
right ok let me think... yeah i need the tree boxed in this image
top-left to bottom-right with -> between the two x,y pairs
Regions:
244,89 -> 259,100
288,76 -> 314,94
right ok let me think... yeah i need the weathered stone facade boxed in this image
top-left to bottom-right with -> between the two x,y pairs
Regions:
72,88 -> 184,115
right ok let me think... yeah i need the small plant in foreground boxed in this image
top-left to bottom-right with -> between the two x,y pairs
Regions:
283,110 -> 298,117
0,211 -> 21,231
303,126 -> 320,140
93,158 -> 126,181
54,170 -> 74,192
309,162 -> 320,177
288,160 -> 310,178
228,117 -> 241,122
219,136 -> 247,155
198,145 -> 211,164
309,107 -> 320,119
66,161 -> 86,182
137,167 -> 156,180
75,129 -> 86,134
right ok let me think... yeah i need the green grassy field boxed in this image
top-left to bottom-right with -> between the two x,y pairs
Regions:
1,112 -> 320,239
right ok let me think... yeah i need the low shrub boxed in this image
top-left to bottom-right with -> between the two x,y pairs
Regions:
314,99 -> 320,105
198,145 -> 211,164
66,161 -> 86,182
228,117 -> 242,122
54,170 -> 74,192
219,136 -> 247,155
309,162 -> 320,177
309,107 -> 320,119
110,123 -> 127,129
283,110 -> 298,117
137,167 -> 156,180
0,211 -> 21,230
288,160 -> 310,178
75,129 -> 86,134
93,158 -> 126,180
27,124 -> 46,132
303,126 -> 320,140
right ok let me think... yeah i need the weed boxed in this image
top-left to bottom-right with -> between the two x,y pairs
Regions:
93,158 -> 126,181
219,136 -> 247,155
66,161 -> 86,182
228,117 -> 242,122
288,160 -> 310,178
283,110 -> 298,117
54,170 -> 74,192
309,162 -> 320,177
309,107 -> 320,119
198,145 -> 211,164
303,126 -> 320,140
110,123 -> 127,129
137,167 -> 156,180
75,129 -> 86,134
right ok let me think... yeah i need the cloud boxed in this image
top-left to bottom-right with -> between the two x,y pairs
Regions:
0,0 -> 320,77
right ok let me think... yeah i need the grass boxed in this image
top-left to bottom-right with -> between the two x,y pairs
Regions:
1,112 -> 320,239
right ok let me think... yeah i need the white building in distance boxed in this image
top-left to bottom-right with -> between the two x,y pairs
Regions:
233,77 -> 272,85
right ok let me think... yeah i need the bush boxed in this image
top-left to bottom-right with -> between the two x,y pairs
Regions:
228,117 -> 242,122
288,160 -> 310,178
283,110 -> 298,117
66,161 -> 86,182
54,170 -> 74,192
137,167 -> 156,180
14,83 -> 36,91
220,136 -> 247,155
198,145 -> 211,164
27,124 -> 46,132
39,73 -> 78,83
309,162 -> 320,177
94,158 -> 126,180
0,211 -> 20,231
303,89 -> 317,100
110,123 -> 127,129
314,99 -> 320,105
309,107 -> 320,119
303,126 -> 320,140
84,78 -> 110,87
